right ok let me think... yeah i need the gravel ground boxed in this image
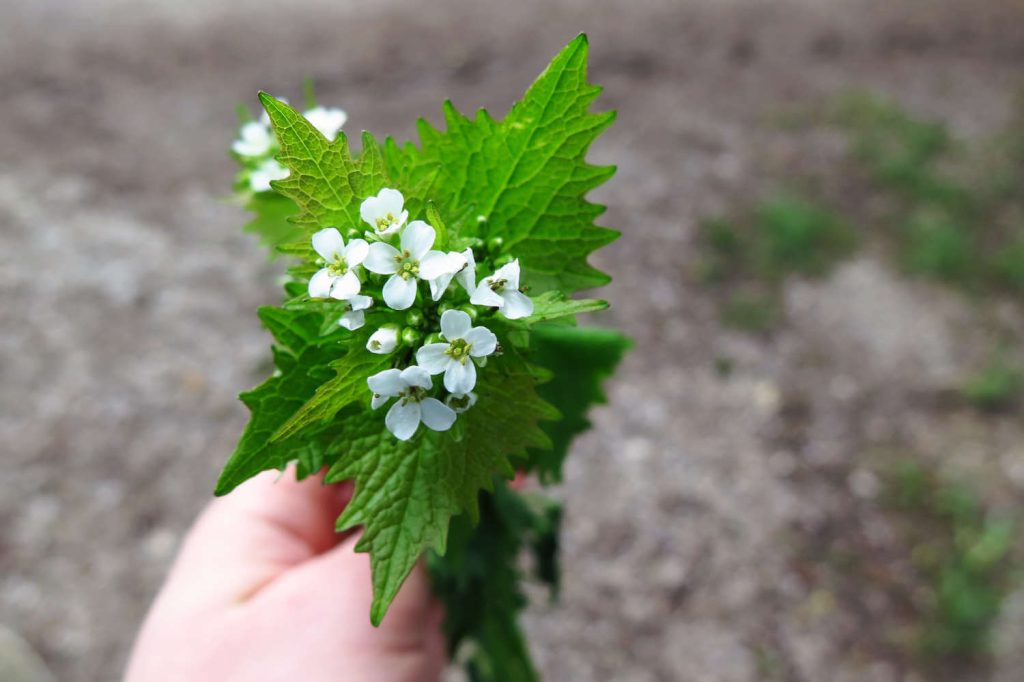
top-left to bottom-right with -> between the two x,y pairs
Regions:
2,0 -> 1024,680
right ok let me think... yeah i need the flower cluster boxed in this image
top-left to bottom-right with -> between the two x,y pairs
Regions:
233,101 -> 347,193
307,188 -> 535,440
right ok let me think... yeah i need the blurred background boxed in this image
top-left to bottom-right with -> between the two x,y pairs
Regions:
3,0 -> 1024,680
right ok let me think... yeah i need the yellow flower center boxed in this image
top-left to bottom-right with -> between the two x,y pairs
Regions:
393,250 -> 419,280
445,338 -> 472,364
327,257 -> 348,276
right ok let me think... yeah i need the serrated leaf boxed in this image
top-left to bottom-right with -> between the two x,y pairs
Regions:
270,349 -> 390,443
525,290 -> 608,323
528,325 -> 630,483
388,35 -> 617,294
260,93 -> 389,234
242,190 -> 303,253
323,355 -> 556,625
214,307 -> 347,495
429,482 -> 557,682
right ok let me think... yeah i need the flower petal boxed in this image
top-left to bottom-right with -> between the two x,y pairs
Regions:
366,327 -> 399,354
382,275 -> 417,310
501,290 -> 534,320
419,250 -> 463,281
465,326 -> 498,356
494,259 -> 521,289
456,247 -> 477,293
364,242 -> 401,274
415,343 -> 450,374
307,268 -> 334,298
339,310 -> 365,331
386,400 -> 421,441
329,270 -> 361,300
304,106 -> 347,140
312,227 -> 345,262
401,220 -> 435,260
360,195 -> 383,228
420,398 -> 456,432
445,391 -> 478,414
377,188 -> 404,216
344,238 -> 369,267
428,271 -> 455,301
470,283 -> 505,308
233,122 -> 272,157
370,392 -> 390,410
367,368 -> 404,396
440,309 -> 472,340
444,359 -> 477,394
400,365 -> 433,390
348,294 -> 373,312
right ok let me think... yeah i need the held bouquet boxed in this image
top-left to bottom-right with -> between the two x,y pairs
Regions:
217,35 -> 628,679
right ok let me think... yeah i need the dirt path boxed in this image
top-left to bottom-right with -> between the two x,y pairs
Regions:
2,1 -> 1023,680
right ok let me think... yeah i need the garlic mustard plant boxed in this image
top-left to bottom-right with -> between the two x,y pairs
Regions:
218,36 -> 630,681
307,227 -> 368,300
367,366 -> 456,440
360,187 -> 409,238
416,309 -> 497,395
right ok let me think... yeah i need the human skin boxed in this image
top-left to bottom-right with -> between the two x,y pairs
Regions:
124,469 -> 446,682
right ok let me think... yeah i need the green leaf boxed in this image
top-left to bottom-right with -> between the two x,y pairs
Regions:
242,190 -> 303,253
425,202 -> 448,249
270,349 -> 390,443
525,290 -> 608,323
214,306 -> 346,495
387,35 -> 617,294
260,93 -> 389,234
430,481 -> 559,682
527,325 -> 630,483
324,355 -> 557,625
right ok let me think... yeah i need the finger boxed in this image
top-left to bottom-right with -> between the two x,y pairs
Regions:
161,468 -> 352,608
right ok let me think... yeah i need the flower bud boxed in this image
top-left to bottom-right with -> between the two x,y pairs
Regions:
425,332 -> 444,345
445,392 -> 478,414
457,304 -> 478,322
405,309 -> 424,327
438,301 -> 455,315
486,236 -> 504,253
401,327 -> 423,347
366,326 -> 399,354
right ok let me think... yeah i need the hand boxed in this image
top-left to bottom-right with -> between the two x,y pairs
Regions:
125,469 -> 446,682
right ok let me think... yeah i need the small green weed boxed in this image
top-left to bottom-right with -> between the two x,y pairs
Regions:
697,195 -> 855,333
961,360 -> 1023,412
883,460 -> 1017,660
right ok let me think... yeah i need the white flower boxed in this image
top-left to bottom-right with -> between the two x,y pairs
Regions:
368,366 -> 457,440
233,121 -> 273,158
304,106 -> 347,140
428,251 -> 469,301
249,159 -> 289,193
470,259 -> 534,319
366,327 -> 399,354
445,392 -> 478,414
308,228 -> 369,300
338,294 -> 372,331
456,247 -> 477,294
416,310 -> 497,394
364,221 -> 463,310
360,188 -> 408,238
